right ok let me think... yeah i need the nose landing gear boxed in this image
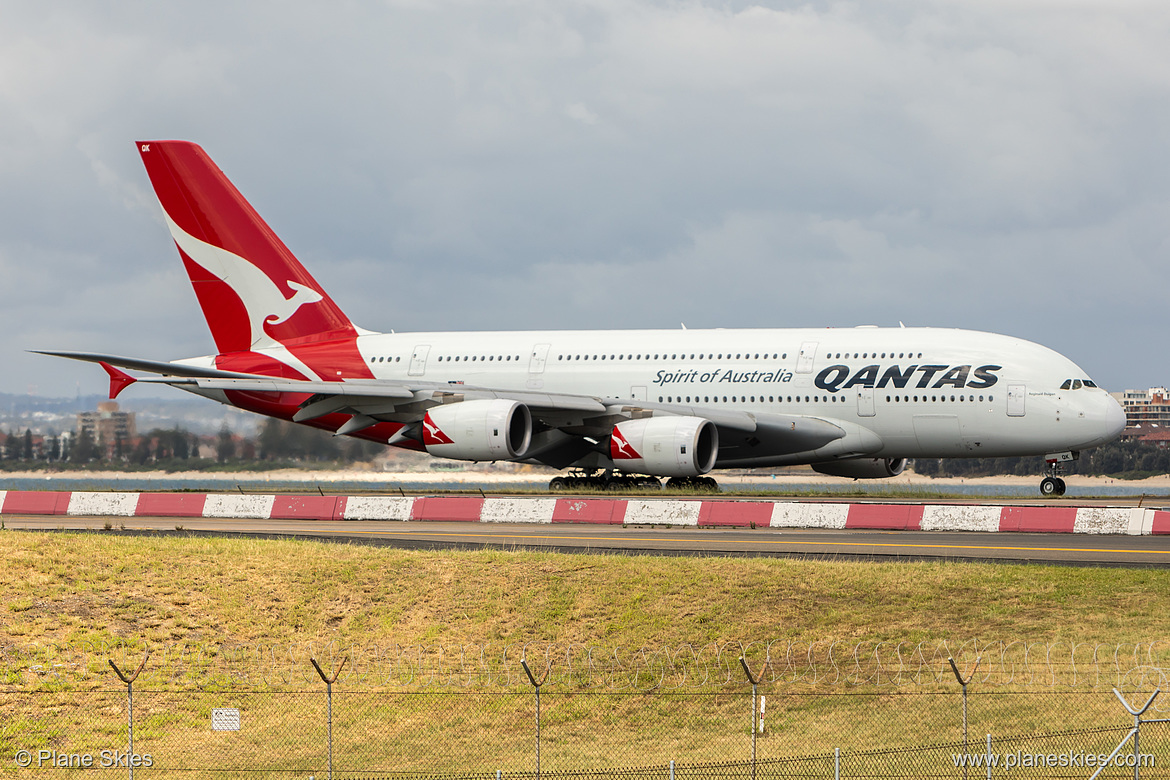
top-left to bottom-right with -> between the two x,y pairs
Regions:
1040,451 -> 1078,497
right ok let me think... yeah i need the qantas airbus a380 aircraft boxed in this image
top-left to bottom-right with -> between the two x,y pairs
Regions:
40,141 -> 1126,495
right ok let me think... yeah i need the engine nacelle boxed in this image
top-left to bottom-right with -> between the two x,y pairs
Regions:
610,416 -> 718,478
422,399 -> 532,461
812,457 -> 907,480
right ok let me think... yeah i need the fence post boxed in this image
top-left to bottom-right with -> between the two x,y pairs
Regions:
108,652 -> 149,780
311,656 -> 348,780
1094,688 -> 1165,780
521,656 -> 550,780
948,656 -> 980,780
740,657 -> 764,780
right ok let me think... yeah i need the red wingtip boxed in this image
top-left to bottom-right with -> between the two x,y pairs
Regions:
99,362 -> 137,399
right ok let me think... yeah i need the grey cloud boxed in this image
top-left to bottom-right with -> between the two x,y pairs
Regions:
1,1 -> 1167,397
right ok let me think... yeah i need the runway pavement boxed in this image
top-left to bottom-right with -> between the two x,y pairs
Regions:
7,514 -> 1170,567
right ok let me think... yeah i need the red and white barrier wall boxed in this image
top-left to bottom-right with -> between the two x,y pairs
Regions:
0,491 -> 1167,534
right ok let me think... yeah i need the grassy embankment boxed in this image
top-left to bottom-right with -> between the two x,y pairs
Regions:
3,531 -> 1169,650
2,531 -> 1169,773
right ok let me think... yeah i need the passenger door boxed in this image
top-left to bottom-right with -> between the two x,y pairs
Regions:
1007,384 -> 1026,417
408,345 -> 430,376
856,387 -> 875,417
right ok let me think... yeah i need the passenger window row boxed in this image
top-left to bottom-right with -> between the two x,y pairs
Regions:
560,352 -> 788,361
660,395 -> 844,404
888,394 -> 992,403
369,355 -> 521,364
658,394 -> 995,406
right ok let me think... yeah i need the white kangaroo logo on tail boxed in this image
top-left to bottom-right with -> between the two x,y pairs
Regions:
163,210 -> 325,379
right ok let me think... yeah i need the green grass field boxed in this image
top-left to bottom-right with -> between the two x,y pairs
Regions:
3,530 -> 1169,652
2,530 -> 1169,776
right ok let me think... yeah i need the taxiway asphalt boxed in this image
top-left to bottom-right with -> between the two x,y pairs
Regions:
6,514 -> 1170,567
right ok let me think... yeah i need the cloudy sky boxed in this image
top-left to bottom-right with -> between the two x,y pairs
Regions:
2,0 -> 1167,399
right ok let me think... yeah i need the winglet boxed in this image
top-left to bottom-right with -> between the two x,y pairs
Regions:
99,362 -> 137,399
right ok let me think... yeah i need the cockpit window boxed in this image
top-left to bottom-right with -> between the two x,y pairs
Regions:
1072,379 -> 1083,390
1060,380 -> 1072,390
1084,379 -> 1097,388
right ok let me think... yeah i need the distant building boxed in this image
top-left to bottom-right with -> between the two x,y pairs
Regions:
1113,387 -> 1170,441
77,401 -> 137,458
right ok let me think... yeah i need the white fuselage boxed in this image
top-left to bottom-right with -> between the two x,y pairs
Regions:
328,325 -> 1124,462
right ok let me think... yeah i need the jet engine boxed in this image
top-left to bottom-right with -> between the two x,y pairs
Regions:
422,399 -> 532,461
812,457 -> 907,480
610,416 -> 718,478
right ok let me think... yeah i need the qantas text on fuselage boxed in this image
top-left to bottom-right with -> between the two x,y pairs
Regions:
650,363 -> 1001,392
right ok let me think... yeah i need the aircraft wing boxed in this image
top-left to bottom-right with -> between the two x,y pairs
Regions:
38,349 -> 847,464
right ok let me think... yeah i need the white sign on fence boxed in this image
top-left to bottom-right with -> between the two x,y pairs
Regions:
212,708 -> 241,731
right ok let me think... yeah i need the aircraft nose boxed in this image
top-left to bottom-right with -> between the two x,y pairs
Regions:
1103,394 -> 1127,441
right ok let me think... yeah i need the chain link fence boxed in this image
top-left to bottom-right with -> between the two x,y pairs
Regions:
3,640 -> 1170,778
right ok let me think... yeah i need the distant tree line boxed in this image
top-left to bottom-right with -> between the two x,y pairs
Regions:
912,440 -> 1170,479
0,418 -> 383,469
256,418 -> 381,462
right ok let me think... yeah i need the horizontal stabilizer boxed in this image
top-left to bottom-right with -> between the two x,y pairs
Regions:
32,350 -> 262,380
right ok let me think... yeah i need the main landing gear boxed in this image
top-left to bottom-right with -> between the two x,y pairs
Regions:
547,471 -> 721,493
1039,451 -> 1077,497
549,470 -> 663,492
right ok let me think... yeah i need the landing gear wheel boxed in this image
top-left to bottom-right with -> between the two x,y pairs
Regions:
549,477 -> 569,492
1040,477 -> 1065,497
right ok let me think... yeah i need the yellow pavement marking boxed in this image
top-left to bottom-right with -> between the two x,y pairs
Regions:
290,526 -> 1169,556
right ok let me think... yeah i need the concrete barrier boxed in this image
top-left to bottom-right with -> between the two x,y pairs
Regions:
3,491 -> 72,515
411,496 -> 484,522
67,492 -> 139,517
698,500 -> 773,528
552,498 -> 626,525
342,496 -> 415,521
1,490 -> 1167,536
135,493 -> 208,517
270,496 -> 344,521
846,504 -> 925,531
999,507 -> 1077,533
770,503 -> 848,529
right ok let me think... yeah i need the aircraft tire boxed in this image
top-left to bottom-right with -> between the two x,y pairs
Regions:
1040,477 -> 1058,496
